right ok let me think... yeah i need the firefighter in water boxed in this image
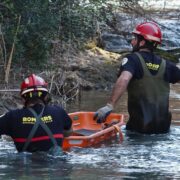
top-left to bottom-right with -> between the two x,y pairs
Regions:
94,22 -> 180,134
0,74 -> 72,153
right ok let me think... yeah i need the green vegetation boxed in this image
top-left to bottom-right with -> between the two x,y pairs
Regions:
0,1 -> 110,66
1,1 -> 61,64
0,0 -> 179,84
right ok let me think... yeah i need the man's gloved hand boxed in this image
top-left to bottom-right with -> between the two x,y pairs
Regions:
94,103 -> 113,123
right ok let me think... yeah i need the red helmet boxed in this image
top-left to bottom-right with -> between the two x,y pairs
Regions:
132,22 -> 162,44
20,74 -> 48,96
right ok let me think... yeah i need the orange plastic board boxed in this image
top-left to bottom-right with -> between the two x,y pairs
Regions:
63,112 -> 125,150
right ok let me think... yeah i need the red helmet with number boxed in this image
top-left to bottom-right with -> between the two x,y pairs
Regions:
132,22 -> 162,44
20,74 -> 48,96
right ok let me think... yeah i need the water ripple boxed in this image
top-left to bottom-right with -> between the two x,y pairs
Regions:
0,125 -> 179,179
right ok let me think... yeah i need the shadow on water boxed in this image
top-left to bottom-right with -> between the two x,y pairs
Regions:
0,150 -> 74,179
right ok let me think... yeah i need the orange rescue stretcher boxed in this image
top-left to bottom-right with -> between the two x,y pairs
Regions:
63,112 -> 125,150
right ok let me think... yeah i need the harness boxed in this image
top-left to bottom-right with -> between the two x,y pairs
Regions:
22,106 -> 58,151
126,52 -> 170,133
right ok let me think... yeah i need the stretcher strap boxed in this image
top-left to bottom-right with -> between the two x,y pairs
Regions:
113,124 -> 124,141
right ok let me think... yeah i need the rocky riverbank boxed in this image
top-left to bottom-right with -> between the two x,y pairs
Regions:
0,44 -> 179,115
0,45 -> 123,114
0,8 -> 180,114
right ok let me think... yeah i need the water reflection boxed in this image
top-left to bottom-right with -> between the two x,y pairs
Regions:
65,125 -> 180,179
0,126 -> 179,179
0,150 -> 73,179
67,87 -> 180,124
67,90 -> 128,115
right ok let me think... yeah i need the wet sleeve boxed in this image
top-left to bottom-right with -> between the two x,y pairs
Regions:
118,54 -> 141,78
0,113 -> 11,135
165,61 -> 180,83
62,110 -> 72,130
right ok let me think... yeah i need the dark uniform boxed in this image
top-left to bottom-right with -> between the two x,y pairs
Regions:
0,104 -> 72,152
120,51 -> 180,133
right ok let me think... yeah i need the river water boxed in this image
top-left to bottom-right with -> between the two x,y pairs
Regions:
0,84 -> 180,179
1,3 -> 180,179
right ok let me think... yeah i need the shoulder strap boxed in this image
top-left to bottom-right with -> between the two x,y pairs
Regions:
135,52 -> 151,76
135,52 -> 166,78
22,106 -> 45,151
155,58 -> 166,78
22,106 -> 57,151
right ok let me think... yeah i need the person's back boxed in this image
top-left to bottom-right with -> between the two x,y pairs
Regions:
126,52 -> 170,133
0,74 -> 72,153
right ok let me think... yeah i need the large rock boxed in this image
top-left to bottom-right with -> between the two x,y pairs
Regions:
100,33 -> 131,53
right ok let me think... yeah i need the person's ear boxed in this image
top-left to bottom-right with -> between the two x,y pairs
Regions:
44,93 -> 51,104
139,40 -> 146,47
